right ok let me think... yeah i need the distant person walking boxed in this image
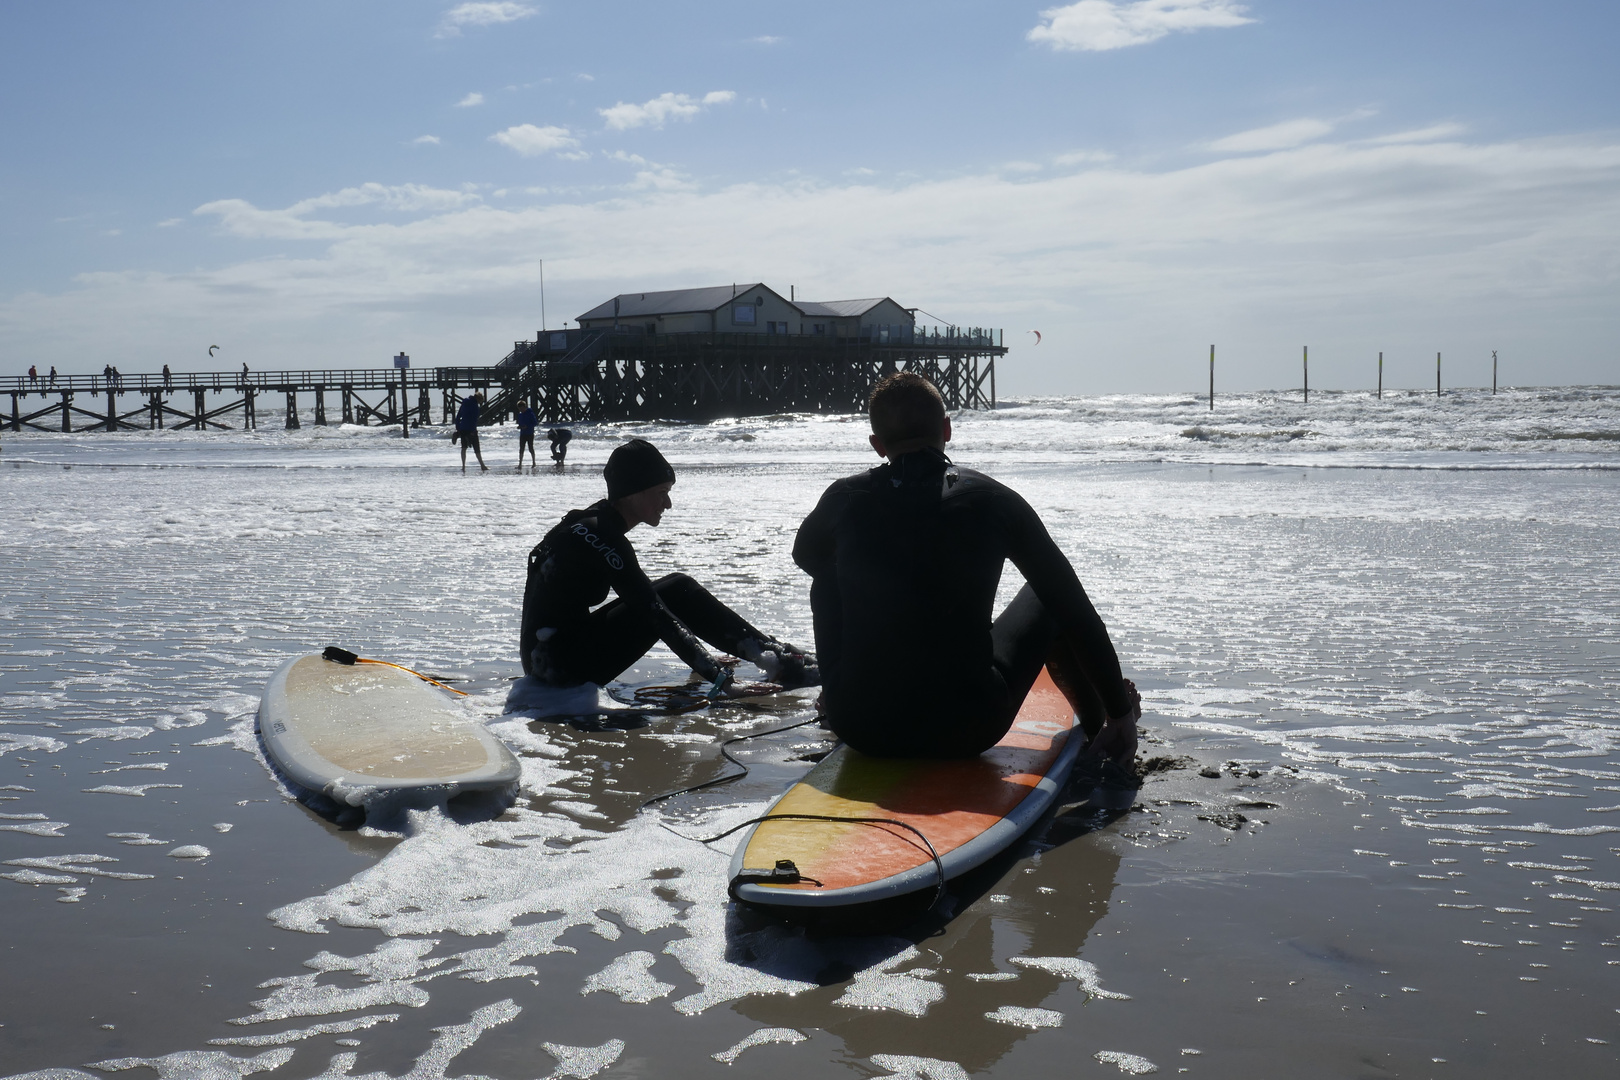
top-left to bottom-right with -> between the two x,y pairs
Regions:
48,366 -> 57,387
240,362 -> 249,387
515,401 -> 538,469
27,365 -> 37,386
455,392 -> 488,472
110,366 -> 122,390
548,426 -> 573,465
162,364 -> 172,389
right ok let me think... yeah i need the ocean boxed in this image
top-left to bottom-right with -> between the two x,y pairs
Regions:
2,386 -> 1617,1078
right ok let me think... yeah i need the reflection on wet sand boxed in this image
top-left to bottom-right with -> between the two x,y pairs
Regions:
728,786 -> 1126,1075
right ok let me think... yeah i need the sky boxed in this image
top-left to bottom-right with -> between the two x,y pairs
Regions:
2,0 -> 1617,396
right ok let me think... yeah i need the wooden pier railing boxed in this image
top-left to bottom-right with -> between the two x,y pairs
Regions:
5,330 -> 1004,434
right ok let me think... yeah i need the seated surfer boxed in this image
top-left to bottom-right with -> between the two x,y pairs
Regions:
520,437 -> 818,697
793,372 -> 1141,761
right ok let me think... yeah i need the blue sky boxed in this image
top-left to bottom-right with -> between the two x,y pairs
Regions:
2,1 -> 1617,394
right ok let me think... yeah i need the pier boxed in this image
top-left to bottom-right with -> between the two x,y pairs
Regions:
5,325 -> 1003,434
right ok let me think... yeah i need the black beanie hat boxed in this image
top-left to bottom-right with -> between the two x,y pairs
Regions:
604,438 -> 676,500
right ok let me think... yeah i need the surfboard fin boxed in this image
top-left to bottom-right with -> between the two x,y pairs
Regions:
322,646 -> 360,665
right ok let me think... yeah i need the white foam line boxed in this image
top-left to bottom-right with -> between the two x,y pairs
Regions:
712,1028 -> 808,1064
1009,955 -> 1131,1000
206,1013 -> 400,1046
86,1048 -> 296,1077
3,854 -> 154,881
82,784 -> 183,797
869,1053 -> 970,1079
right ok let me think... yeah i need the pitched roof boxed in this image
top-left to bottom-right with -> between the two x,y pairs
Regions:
795,298 -> 899,318
577,284 -> 766,322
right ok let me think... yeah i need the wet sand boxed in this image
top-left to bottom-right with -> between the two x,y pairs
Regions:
2,434 -> 1617,1078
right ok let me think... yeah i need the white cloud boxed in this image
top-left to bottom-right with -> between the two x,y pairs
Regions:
1054,149 -> 1116,165
192,183 -> 480,239
1365,123 -> 1467,145
456,92 -> 485,108
436,2 -> 535,38
752,36 -> 782,45
598,91 -> 736,131
490,124 -> 580,157
412,135 -> 442,145
156,218 -> 183,228
1207,117 -> 1335,153
1028,0 -> 1254,52
12,129 -> 1620,390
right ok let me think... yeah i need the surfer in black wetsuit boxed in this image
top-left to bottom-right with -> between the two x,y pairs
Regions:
548,427 -> 572,464
521,438 -> 817,694
793,372 -> 1140,760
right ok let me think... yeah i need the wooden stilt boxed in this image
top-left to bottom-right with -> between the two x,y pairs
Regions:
285,390 -> 300,430
314,387 -> 326,425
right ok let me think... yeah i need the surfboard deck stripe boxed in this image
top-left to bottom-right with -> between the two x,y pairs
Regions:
728,667 -> 1080,908
259,654 -> 520,808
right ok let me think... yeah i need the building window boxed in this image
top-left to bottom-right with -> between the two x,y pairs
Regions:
766,321 -> 788,334
732,304 -> 756,326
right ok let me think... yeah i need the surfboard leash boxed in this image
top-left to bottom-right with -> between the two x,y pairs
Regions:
321,645 -> 469,697
674,812 -> 948,910
637,715 -> 824,810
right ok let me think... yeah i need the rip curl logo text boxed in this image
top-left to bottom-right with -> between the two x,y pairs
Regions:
571,523 -> 625,570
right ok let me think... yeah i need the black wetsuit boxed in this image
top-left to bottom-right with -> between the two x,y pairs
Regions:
521,500 -> 769,687
549,428 -> 572,463
793,447 -> 1130,758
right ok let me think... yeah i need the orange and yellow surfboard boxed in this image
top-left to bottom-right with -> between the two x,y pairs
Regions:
728,667 -> 1080,909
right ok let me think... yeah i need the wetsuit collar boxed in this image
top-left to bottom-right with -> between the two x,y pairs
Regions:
595,499 -> 629,530
887,446 -> 953,486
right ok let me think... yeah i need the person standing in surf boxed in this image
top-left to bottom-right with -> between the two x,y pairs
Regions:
793,372 -> 1140,761
520,438 -> 817,696
515,400 -> 538,470
455,392 -> 488,473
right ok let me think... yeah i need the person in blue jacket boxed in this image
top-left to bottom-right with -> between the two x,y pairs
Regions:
455,392 -> 488,473
515,400 -> 538,470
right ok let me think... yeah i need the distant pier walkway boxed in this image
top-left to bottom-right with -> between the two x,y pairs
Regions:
6,326 -> 1004,434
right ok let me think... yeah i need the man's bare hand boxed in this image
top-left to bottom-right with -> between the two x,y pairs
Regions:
1085,679 -> 1141,762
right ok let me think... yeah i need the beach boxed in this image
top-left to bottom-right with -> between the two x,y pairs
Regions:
2,388 -> 1617,1078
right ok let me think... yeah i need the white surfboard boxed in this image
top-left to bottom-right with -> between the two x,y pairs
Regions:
258,653 -> 520,815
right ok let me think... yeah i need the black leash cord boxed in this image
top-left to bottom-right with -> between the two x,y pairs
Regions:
671,811 -> 948,910
637,715 -> 824,810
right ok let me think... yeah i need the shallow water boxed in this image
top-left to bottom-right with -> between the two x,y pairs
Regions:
2,390 -> 1617,1078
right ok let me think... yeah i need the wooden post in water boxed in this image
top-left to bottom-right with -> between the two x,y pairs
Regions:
1209,344 -> 1215,411
1492,350 -> 1498,394
1436,352 -> 1442,397
1303,345 -> 1309,403
285,390 -> 300,430
62,391 -> 72,431
400,370 -> 410,439
1377,352 -> 1383,400
9,393 -> 17,432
